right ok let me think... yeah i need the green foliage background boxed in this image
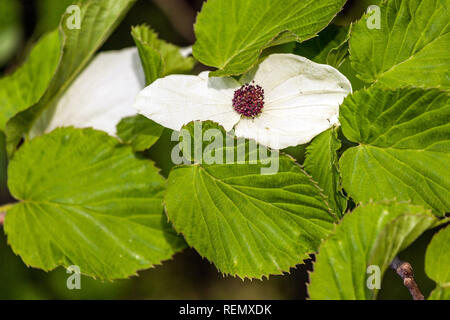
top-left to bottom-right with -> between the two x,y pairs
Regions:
0,0 -> 447,299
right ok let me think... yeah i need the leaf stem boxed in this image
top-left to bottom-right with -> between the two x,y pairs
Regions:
390,256 -> 424,300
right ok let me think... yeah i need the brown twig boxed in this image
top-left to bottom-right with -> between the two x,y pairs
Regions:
390,256 -> 424,300
0,212 -> 5,225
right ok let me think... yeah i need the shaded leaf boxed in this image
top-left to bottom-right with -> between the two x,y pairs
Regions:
131,25 -> 195,85
304,128 -> 347,218
294,24 -> 351,68
117,115 -> 164,152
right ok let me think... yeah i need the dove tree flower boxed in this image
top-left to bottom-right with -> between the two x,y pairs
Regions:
134,54 -> 352,149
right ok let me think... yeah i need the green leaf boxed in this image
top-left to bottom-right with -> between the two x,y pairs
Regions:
131,25 -> 195,85
165,122 -> 337,278
116,115 -> 164,152
428,286 -> 450,300
339,87 -> 450,215
304,128 -> 346,218
426,225 -> 450,284
308,201 -> 437,300
425,224 -> 450,299
5,0 -> 136,156
4,127 -> 185,280
0,31 -> 61,132
294,24 -> 351,68
193,0 -> 347,76
0,0 -> 22,66
349,0 -> 450,88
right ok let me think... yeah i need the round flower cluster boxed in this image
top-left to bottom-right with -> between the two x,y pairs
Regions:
232,81 -> 265,118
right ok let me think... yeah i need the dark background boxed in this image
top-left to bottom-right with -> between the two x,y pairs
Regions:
0,0 -> 437,299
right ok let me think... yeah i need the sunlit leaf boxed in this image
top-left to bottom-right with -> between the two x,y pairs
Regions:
165,122 -> 337,278
5,127 -> 185,280
339,87 -> 450,215
193,0 -> 346,76
0,31 -> 60,132
350,0 -> 450,88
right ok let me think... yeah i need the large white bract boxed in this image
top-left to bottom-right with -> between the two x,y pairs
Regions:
135,54 -> 352,149
31,47 -> 145,137
31,46 -> 192,138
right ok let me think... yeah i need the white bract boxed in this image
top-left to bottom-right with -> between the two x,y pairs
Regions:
134,54 -> 352,149
31,47 -> 145,137
30,45 -> 193,138
32,45 -> 193,137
